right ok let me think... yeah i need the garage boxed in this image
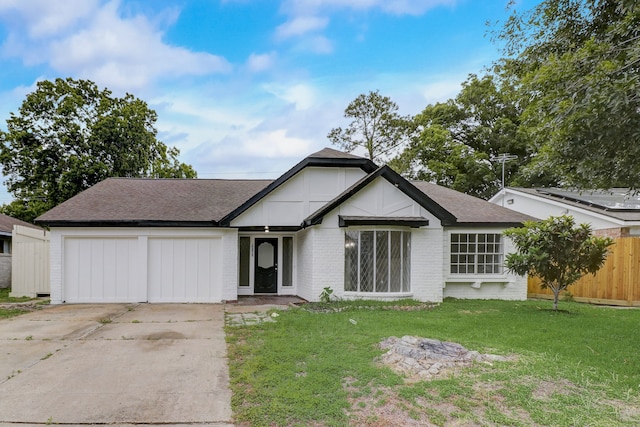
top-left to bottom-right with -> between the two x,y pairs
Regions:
62,234 -> 224,303
147,237 -> 222,302
64,237 -> 142,303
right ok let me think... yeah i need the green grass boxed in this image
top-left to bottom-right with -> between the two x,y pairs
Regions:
226,299 -> 640,426
0,288 -> 35,319
0,288 -> 34,303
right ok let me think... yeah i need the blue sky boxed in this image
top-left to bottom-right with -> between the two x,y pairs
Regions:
0,0 -> 539,205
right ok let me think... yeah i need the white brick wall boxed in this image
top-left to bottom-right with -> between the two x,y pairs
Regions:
442,227 -> 527,301
50,230 -> 63,304
295,227 -> 314,301
221,229 -> 239,301
411,227 -> 445,302
311,227 -> 344,301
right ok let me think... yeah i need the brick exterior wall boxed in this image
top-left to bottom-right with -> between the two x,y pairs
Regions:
442,227 -> 527,301
295,228 -> 314,301
0,254 -> 10,289
221,229 -> 239,302
50,231 -> 63,303
411,227 -> 445,302
594,227 -> 630,239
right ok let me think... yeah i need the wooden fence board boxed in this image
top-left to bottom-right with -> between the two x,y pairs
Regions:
527,237 -> 640,306
10,225 -> 50,298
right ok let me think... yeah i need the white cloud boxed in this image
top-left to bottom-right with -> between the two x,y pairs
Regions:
275,15 -> 328,39
0,0 -> 230,92
263,83 -> 317,111
0,0 -> 99,38
241,129 -> 312,158
279,0 -> 456,17
246,52 -> 277,72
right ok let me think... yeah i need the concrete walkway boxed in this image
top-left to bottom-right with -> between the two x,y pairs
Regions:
0,304 -> 233,426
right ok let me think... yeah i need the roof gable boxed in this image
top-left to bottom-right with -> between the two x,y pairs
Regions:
219,148 -> 377,225
303,166 -> 457,227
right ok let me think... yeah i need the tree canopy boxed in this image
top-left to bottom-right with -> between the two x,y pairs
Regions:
328,90 -> 414,163
0,78 -> 196,222
495,0 -> 640,189
391,75 -> 533,199
504,215 -> 614,311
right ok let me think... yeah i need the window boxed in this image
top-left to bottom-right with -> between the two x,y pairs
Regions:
238,237 -> 250,287
282,237 -> 293,287
450,233 -> 503,274
345,230 -> 411,293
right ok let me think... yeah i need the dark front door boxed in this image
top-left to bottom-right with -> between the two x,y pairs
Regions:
255,238 -> 278,293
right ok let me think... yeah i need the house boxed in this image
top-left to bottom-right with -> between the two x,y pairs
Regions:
490,187 -> 640,238
490,187 -> 640,306
36,148 -> 534,304
0,213 -> 44,289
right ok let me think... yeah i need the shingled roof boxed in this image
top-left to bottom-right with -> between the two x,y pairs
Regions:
0,213 -> 42,235
37,178 -> 272,226
36,148 -> 535,227
411,181 -> 536,225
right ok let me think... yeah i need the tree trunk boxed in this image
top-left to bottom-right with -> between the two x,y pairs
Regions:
552,289 -> 560,311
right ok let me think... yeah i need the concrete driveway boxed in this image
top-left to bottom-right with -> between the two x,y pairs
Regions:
0,303 -> 233,426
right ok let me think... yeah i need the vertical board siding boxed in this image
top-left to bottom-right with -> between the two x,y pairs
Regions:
147,237 -> 221,302
528,237 -> 640,306
63,237 -> 140,302
10,225 -> 50,298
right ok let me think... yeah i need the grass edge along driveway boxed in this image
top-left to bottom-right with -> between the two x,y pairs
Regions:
226,299 -> 640,426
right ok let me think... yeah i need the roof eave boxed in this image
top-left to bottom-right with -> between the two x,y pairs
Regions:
39,220 -> 221,228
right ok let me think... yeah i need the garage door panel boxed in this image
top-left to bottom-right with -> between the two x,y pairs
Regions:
148,237 -> 222,303
64,238 -> 142,303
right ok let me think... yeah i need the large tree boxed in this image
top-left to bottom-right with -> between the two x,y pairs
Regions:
504,215 -> 614,311
328,90 -> 414,163
392,74 -> 535,199
0,78 -> 196,222
495,0 -> 640,189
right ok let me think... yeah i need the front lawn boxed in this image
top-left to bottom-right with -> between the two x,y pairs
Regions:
226,299 -> 640,426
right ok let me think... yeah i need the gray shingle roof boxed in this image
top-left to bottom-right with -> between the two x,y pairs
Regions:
36,148 -> 535,227
411,181 -> 536,225
0,213 -> 42,234
37,178 -> 272,224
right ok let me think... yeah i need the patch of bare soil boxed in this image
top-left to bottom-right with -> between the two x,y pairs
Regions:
0,300 -> 45,312
344,379 -> 534,427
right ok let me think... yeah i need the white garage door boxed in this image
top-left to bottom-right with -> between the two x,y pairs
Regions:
63,237 -> 143,303
147,237 -> 222,303
63,236 -> 223,303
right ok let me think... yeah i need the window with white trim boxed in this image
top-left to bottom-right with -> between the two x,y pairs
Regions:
345,230 -> 411,292
450,233 -> 503,274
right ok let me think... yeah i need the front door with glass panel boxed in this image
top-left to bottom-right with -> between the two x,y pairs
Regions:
254,238 -> 278,293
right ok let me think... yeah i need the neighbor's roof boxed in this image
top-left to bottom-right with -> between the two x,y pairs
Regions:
0,213 -> 42,235
412,181 -> 536,225
510,187 -> 640,222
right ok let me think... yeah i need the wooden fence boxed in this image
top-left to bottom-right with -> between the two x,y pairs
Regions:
10,225 -> 50,298
528,237 -> 640,306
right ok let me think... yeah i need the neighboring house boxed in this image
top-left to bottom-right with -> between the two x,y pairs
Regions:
0,213 -> 43,289
490,187 -> 640,238
491,187 -> 640,306
36,148 -> 534,304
